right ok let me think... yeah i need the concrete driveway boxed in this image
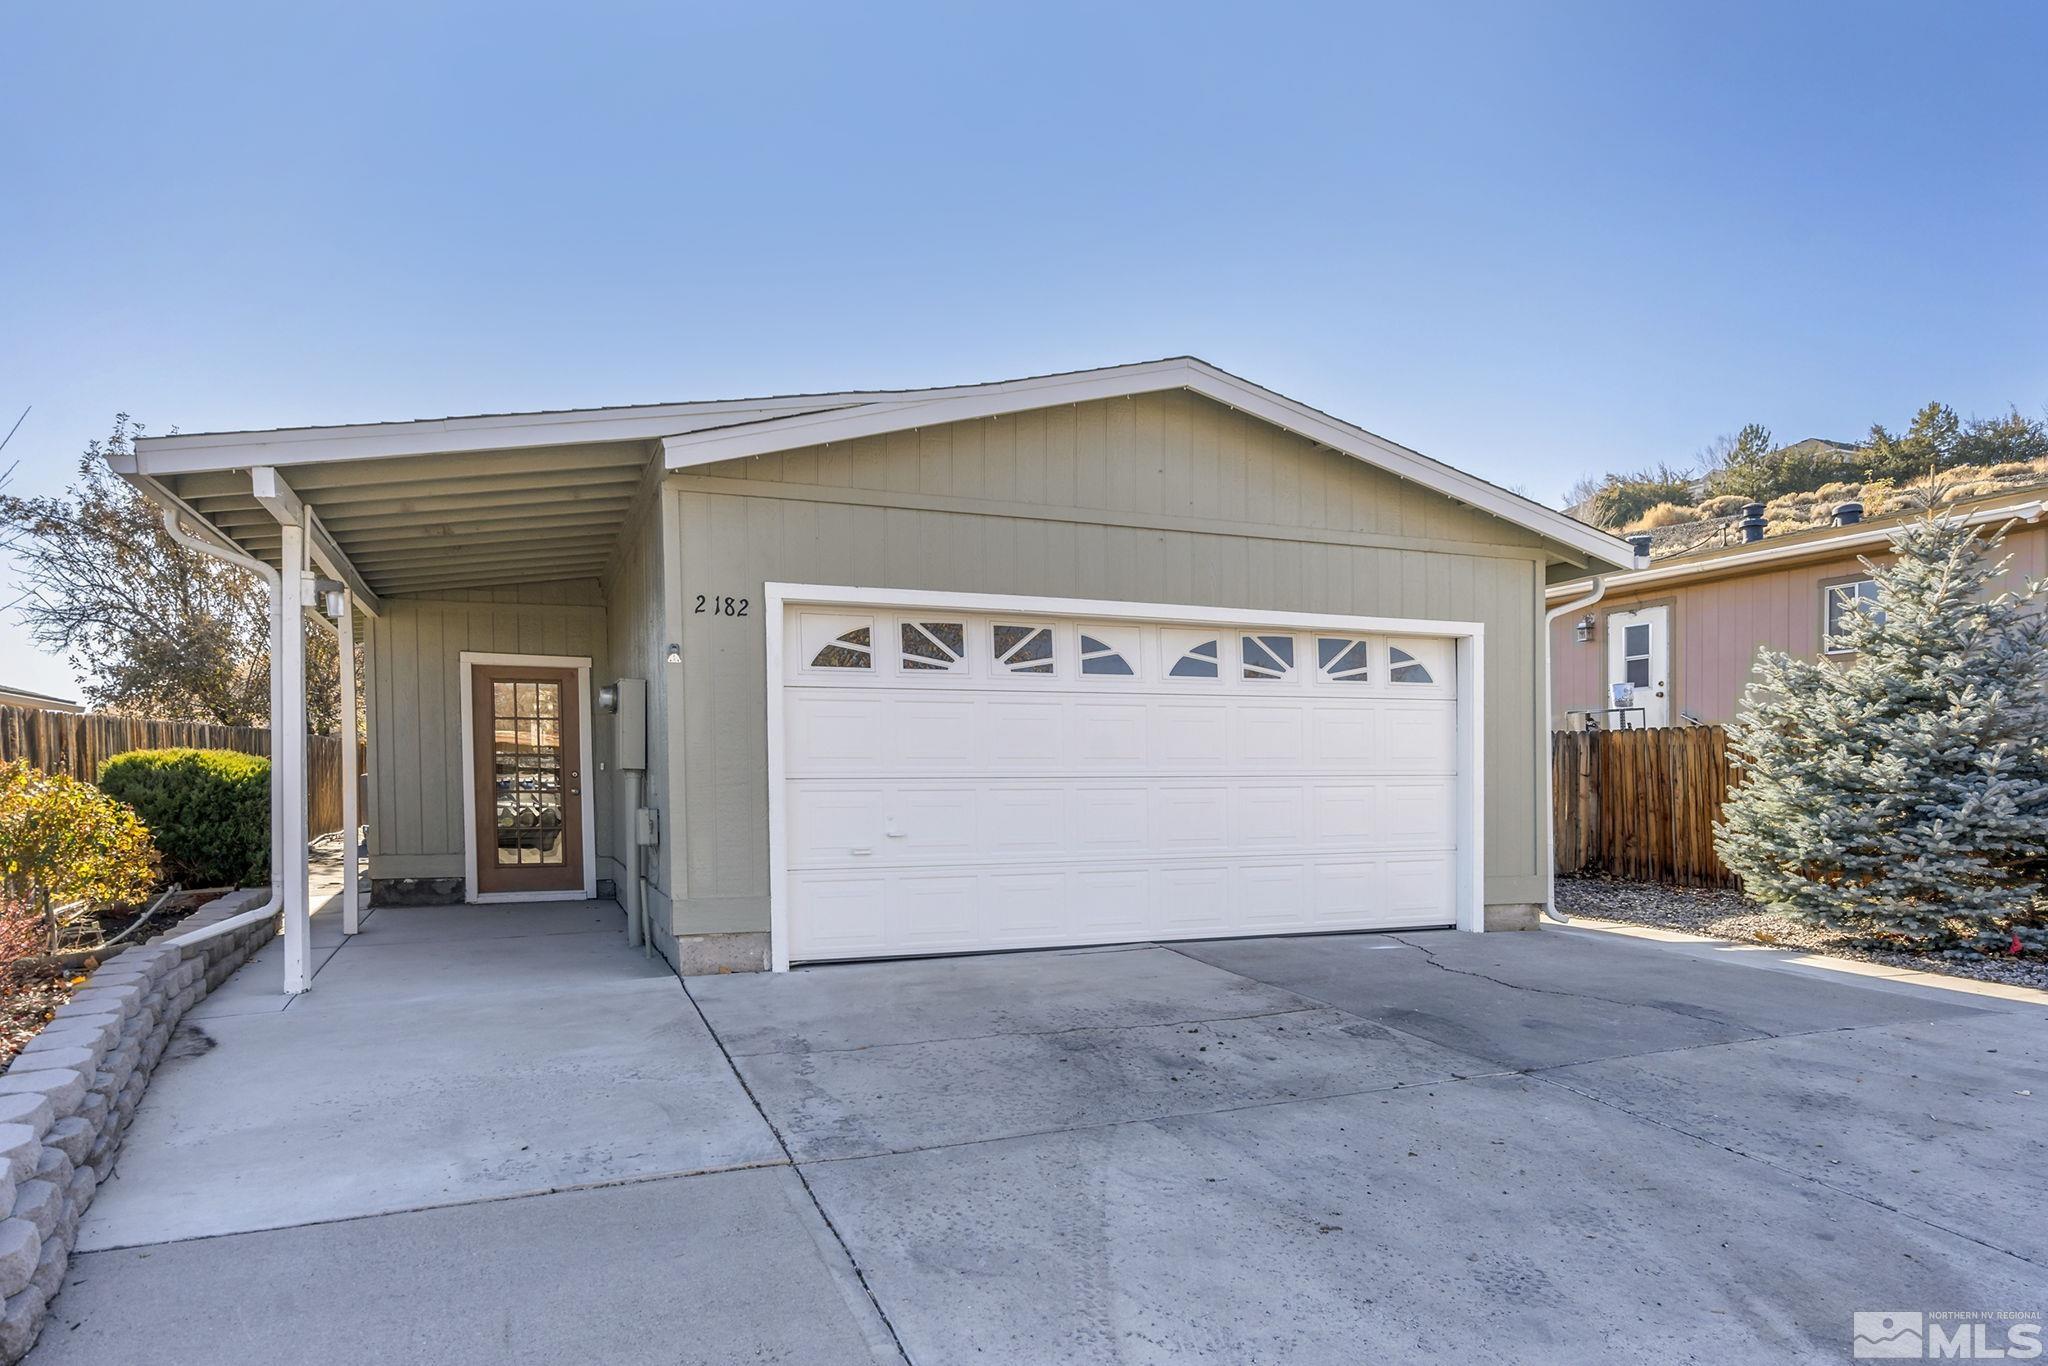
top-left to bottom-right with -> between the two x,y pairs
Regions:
32,912 -> 2048,1365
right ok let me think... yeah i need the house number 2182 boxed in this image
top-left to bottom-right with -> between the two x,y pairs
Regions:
694,594 -> 749,617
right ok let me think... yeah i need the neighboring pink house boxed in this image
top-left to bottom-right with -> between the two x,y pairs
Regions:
1548,486 -> 2048,729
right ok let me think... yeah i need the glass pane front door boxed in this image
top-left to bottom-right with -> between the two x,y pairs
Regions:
472,663 -> 584,895
492,679 -> 566,866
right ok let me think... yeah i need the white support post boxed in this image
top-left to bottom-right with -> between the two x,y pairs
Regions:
339,591 -> 361,935
279,519 -> 313,993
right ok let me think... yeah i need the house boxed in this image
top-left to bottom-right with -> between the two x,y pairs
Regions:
0,684 -> 82,713
1548,485 -> 2048,729
109,358 -> 1634,989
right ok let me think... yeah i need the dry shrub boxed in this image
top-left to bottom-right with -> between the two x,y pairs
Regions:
1625,502 -> 1703,531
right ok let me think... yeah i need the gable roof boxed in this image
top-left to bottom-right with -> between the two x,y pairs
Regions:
117,358 -> 1635,598
654,358 -> 1633,568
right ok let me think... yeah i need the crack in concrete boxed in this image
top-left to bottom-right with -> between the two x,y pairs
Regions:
1384,933 -> 1698,1015
680,976 -> 917,1366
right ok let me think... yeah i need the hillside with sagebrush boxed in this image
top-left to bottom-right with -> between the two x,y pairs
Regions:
1568,401 -> 2048,559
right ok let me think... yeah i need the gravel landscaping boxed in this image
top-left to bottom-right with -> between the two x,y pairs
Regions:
1555,875 -> 2048,992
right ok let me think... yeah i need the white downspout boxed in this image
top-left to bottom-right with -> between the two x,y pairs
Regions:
1542,575 -> 1608,924
158,507 -> 286,948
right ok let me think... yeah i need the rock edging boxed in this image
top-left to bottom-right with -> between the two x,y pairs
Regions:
0,888 -> 277,1362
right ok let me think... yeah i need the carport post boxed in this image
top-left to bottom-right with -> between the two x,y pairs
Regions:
279,518 -> 313,993
339,590 -> 361,935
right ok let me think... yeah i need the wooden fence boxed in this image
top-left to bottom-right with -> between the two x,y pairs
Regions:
0,704 -> 359,836
1552,725 -> 1739,887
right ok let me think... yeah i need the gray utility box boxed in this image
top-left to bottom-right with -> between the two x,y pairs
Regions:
610,677 -> 648,771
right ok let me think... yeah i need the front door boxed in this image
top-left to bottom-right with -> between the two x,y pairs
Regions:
470,664 -> 585,895
1605,605 -> 1670,727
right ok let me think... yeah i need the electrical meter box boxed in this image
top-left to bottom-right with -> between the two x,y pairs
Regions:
611,677 -> 647,771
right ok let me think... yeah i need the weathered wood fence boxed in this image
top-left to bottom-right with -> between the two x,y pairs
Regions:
1553,725 -> 1739,887
0,704 -> 360,836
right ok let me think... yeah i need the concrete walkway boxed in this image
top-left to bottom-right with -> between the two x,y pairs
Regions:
30,913 -> 2048,1365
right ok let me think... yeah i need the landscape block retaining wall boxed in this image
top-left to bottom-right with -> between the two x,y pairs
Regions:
0,887 -> 277,1362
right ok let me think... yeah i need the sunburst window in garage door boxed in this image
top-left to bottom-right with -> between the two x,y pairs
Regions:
1241,633 -> 1296,681
993,623 -> 1055,675
1317,636 -> 1371,683
900,621 -> 966,672
805,616 -> 874,670
1389,643 -> 1436,684
1164,630 -> 1221,678
1079,629 -> 1136,675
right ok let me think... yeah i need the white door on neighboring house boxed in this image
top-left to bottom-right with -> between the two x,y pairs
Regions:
1605,606 -> 1670,728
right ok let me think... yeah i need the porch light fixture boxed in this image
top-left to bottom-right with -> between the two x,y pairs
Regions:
665,642 -> 682,665
1574,614 -> 1596,644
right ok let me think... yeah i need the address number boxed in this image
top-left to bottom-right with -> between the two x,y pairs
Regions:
694,594 -> 749,616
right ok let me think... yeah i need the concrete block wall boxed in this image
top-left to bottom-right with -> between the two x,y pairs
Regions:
0,887 -> 277,1363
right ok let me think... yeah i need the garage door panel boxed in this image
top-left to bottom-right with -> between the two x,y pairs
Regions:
890,873 -> 983,951
787,694 -> 888,772
1311,783 -> 1376,846
1311,708 -> 1377,767
983,700 -> 1066,768
1072,701 -> 1148,766
1153,702 -> 1229,766
1070,787 -> 1149,853
1232,863 -> 1313,930
893,698 -> 980,770
1232,784 -> 1308,848
1232,703 -> 1307,765
983,871 -> 1071,944
896,787 -> 979,859
1155,785 -> 1228,849
1155,865 -> 1231,933
1311,860 -> 1383,926
780,602 -> 1463,961
1381,780 -> 1457,849
788,874 -> 888,958
1069,867 -> 1151,939
1379,701 -> 1458,772
787,787 -> 889,865
984,785 -> 1066,854
1383,855 -> 1456,924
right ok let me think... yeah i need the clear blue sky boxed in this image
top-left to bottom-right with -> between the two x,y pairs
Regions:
3,2 -> 2044,698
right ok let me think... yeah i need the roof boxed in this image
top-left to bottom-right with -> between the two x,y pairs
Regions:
0,684 -> 82,710
1547,483 -> 2048,601
114,358 -> 1635,601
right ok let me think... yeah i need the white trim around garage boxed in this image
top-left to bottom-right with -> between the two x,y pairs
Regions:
458,651 -> 599,904
762,583 -> 1488,971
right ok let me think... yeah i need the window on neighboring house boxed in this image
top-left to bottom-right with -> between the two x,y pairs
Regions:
1823,579 -> 1883,653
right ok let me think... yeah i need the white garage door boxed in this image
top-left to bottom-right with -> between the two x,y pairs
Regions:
773,599 -> 1464,964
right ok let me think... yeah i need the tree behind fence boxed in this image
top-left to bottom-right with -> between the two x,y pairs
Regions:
1553,725 -> 1739,887
0,703 -> 357,838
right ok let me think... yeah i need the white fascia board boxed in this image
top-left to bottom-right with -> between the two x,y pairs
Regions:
127,397 -> 871,476
665,360 -> 1635,571
660,360 -> 1198,466
1545,498 -> 2048,601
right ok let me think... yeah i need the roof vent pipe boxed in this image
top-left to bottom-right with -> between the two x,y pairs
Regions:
1739,503 -> 1767,543
1626,533 -> 1652,560
1832,501 -> 1863,527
